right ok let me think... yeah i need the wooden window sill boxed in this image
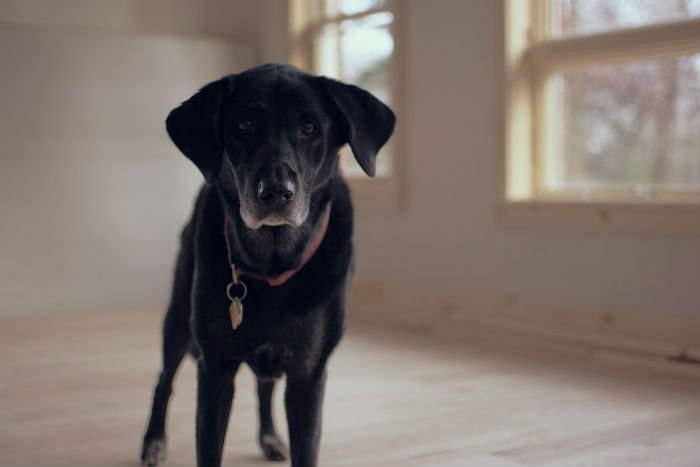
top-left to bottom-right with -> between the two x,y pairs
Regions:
496,199 -> 700,235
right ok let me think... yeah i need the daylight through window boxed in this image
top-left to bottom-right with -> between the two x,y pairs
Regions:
294,0 -> 396,176
510,0 -> 700,202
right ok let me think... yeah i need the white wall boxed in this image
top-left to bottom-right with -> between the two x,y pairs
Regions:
351,0 -> 700,322
0,0 -> 260,41
0,1 -> 257,314
2,0 -> 698,328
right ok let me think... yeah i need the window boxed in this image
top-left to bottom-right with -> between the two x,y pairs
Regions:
290,0 -> 399,180
505,0 -> 700,205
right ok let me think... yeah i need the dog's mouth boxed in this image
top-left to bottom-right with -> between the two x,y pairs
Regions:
240,205 -> 309,230
259,214 -> 292,227
250,214 -> 295,229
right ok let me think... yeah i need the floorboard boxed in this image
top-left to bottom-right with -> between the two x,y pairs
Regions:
0,310 -> 698,467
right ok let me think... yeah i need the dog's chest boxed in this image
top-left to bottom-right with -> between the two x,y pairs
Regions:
232,301 -> 324,379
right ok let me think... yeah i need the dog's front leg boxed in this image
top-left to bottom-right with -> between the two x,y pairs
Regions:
285,369 -> 327,467
196,357 -> 237,467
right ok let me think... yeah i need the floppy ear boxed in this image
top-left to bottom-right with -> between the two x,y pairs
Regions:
319,78 -> 396,177
165,77 -> 231,184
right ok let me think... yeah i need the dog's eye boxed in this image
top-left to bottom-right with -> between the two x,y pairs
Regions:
237,120 -> 253,132
300,120 -> 317,136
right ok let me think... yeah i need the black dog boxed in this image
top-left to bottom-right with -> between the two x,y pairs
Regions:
141,63 -> 395,467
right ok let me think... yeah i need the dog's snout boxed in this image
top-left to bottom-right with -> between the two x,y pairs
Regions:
240,160 -> 306,228
258,179 -> 296,205
258,165 -> 297,207
256,164 -> 297,206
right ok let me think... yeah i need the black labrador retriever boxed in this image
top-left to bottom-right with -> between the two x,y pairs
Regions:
140,63 -> 395,467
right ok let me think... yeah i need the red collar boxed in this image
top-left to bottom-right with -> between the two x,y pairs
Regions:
224,202 -> 332,287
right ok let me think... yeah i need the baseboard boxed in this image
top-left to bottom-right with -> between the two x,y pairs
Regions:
348,280 -> 700,365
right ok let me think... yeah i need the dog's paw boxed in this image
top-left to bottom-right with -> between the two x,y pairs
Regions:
141,438 -> 166,467
259,433 -> 288,462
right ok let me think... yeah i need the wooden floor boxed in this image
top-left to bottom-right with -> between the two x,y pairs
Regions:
0,310 -> 698,467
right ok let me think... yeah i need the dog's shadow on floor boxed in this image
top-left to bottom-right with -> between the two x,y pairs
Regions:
119,454 -> 277,467
227,454 -> 285,466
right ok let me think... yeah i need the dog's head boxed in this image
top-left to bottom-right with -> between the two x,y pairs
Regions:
166,63 -> 395,229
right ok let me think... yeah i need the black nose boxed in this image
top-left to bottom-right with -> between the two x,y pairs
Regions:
257,179 -> 296,206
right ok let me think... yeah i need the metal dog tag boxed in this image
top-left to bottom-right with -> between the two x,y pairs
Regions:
229,298 -> 244,330
226,279 -> 247,330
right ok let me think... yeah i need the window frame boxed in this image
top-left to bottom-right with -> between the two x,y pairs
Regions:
289,0 -> 403,210
502,0 -> 700,234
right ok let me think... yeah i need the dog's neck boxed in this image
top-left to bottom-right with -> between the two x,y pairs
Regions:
217,183 -> 334,279
224,202 -> 331,286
